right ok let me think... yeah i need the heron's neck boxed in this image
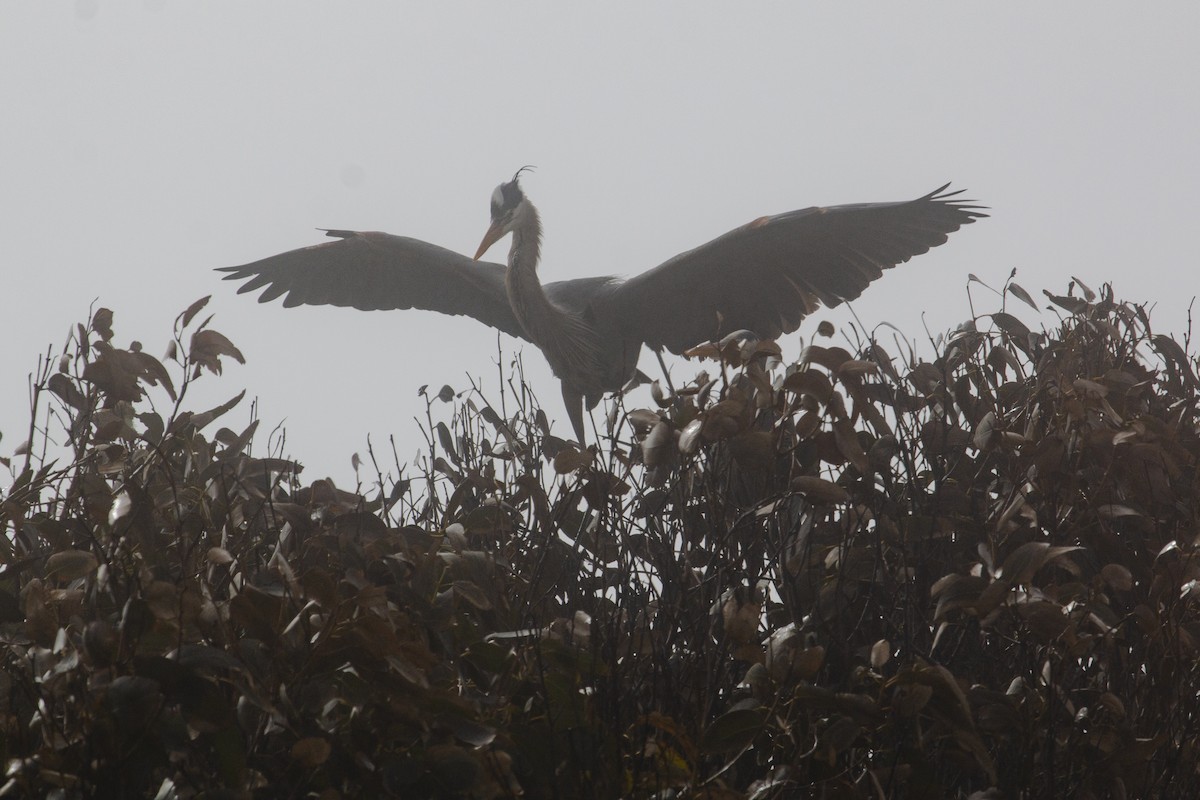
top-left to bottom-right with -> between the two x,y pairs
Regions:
505,204 -> 565,344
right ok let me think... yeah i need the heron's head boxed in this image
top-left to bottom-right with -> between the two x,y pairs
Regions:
474,167 -> 536,260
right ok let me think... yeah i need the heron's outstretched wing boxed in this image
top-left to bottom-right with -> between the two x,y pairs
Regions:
217,230 -> 528,340
605,185 -> 986,354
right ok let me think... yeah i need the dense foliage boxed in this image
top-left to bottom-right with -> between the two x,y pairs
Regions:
1,282 -> 1198,799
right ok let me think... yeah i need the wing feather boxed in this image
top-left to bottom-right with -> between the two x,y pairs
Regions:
217,230 -> 529,340
604,185 -> 985,353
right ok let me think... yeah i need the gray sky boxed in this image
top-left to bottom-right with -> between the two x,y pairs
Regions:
3,3 -> 1198,487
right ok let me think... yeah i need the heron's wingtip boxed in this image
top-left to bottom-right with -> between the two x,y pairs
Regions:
925,183 -> 989,219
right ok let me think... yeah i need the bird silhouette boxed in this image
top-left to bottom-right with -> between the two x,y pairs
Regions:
219,171 -> 984,442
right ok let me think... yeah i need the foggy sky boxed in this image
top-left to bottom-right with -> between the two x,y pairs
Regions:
3,3 -> 1197,488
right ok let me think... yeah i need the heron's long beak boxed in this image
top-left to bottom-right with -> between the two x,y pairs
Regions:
474,223 -> 505,261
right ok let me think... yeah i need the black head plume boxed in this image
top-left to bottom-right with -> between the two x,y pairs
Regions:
492,166 -> 536,218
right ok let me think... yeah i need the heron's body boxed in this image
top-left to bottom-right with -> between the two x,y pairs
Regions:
219,173 -> 985,441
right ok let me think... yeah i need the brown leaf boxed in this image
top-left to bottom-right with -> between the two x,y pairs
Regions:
187,391 -> 245,431
1071,276 -> 1096,301
837,359 -> 879,379
436,422 -> 459,464
700,707 -> 767,754
291,737 -> 331,767
990,312 -> 1032,345
453,580 -> 493,611
1101,563 -> 1134,591
683,341 -> 722,359
1007,282 -> 1040,312
627,408 -> 663,434
870,639 -> 891,669
973,411 -> 997,450
45,550 -> 98,582
1042,290 -> 1088,314
832,419 -> 869,472
553,446 -> 590,474
999,542 -> 1051,585
189,329 -> 245,375
790,475 -> 849,505
802,345 -> 853,372
91,308 -> 114,340
893,683 -> 934,716
678,418 -> 703,456
47,373 -> 87,411
782,369 -> 834,404
177,296 -> 211,330
129,351 -> 176,401
207,547 -> 234,566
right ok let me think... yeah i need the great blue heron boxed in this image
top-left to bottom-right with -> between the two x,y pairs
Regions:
219,171 -> 984,442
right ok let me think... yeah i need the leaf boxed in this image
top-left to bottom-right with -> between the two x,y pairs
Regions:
207,547 -> 234,565
640,420 -> 675,468
990,312 -> 1031,343
1101,564 -> 1134,591
138,411 -> 165,443
700,707 -> 767,754
893,683 -> 933,716
47,373 -> 87,411
678,418 -> 704,456
1098,504 -> 1141,519
817,715 -> 861,761
179,675 -> 235,733
908,361 -> 945,393
436,422 -> 459,464
301,568 -> 339,608
683,341 -> 722,360
188,391 -> 245,431
129,351 -> 177,401
1007,282 -> 1040,312
108,491 -> 133,525
837,359 -> 879,378
91,308 -> 114,341
782,369 -> 833,404
452,580 -> 493,610
553,446 -> 590,474
1071,276 -> 1096,301
972,411 -> 997,450
106,675 -> 163,731
832,419 -> 869,472
998,542 -> 1081,585
177,296 -> 211,330
440,714 -> 497,748
998,542 -> 1050,584
45,549 -> 98,582
790,475 -> 849,504
217,419 -> 258,459
802,345 -> 853,372
1043,290 -> 1088,314
291,737 -> 331,767
816,320 -> 835,337
189,329 -> 245,375
870,639 -> 891,669
1152,334 -> 1198,386
427,745 -> 482,794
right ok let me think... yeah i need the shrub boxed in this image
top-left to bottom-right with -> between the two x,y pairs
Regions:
1,283 -> 1197,798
